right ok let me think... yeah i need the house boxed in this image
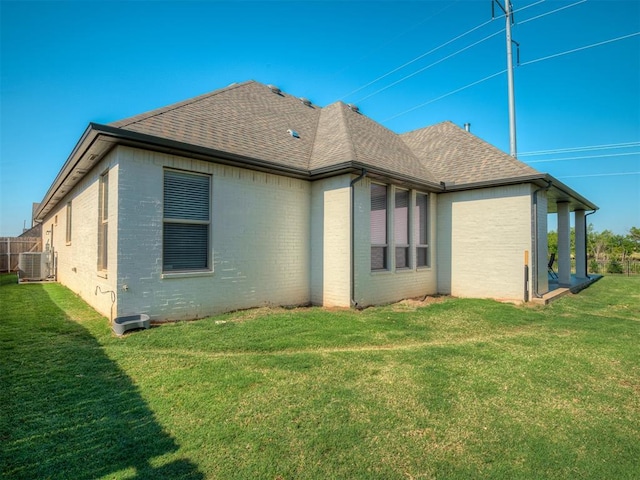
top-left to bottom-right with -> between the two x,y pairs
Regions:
34,80 -> 597,322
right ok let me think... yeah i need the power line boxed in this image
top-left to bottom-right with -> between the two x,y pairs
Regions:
525,152 -> 640,163
512,0 -> 546,15
356,29 -> 505,103
378,2 -> 638,123
383,28 -> 640,122
520,142 -> 640,156
338,17 -> 497,101
557,171 -> 640,179
378,1 -> 594,121
341,0 -> 574,111
520,31 -> 640,66
518,0 -> 587,25
332,1 -> 461,79
384,70 -> 507,122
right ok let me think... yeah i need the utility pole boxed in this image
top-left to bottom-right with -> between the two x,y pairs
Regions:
493,0 -> 518,157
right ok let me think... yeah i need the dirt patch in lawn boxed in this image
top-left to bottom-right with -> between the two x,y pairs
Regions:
391,295 -> 450,311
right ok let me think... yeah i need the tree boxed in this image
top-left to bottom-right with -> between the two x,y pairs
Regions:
549,225 -> 640,268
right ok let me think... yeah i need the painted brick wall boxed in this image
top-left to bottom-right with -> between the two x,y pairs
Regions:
352,178 -> 438,307
115,146 -> 311,321
437,184 -> 533,300
310,175 -> 352,307
535,189 -> 549,295
41,152 -> 119,319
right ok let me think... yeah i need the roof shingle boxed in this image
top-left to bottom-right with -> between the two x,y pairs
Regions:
110,81 -> 541,188
401,121 -> 541,185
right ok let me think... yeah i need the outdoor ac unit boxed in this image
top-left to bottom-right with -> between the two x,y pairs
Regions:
18,252 -> 51,281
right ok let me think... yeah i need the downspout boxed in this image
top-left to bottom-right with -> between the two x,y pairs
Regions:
350,169 -> 367,307
585,210 -> 596,279
532,180 -> 552,298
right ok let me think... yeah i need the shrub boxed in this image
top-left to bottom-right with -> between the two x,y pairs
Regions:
607,260 -> 624,274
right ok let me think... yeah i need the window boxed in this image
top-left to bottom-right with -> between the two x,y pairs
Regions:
163,169 -> 211,272
415,193 -> 429,267
370,183 -> 388,271
66,202 -> 72,244
394,189 -> 409,269
97,171 -> 108,271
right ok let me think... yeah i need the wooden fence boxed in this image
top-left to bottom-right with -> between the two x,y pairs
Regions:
0,237 -> 42,273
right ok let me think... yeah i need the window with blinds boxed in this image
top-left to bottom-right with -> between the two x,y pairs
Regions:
415,193 -> 429,267
370,183 -> 388,271
66,201 -> 72,245
163,170 -> 211,272
394,189 -> 409,269
97,171 -> 108,271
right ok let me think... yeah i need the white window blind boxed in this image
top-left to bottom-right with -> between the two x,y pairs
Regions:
163,170 -> 210,272
370,183 -> 388,271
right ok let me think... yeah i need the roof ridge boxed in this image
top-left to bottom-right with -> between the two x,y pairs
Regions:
304,97 -> 323,170
112,80 -> 255,128
335,102 -> 360,163
458,126 -> 540,173
401,120 -> 453,137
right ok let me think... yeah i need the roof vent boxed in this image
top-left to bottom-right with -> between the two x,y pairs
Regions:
299,97 -> 312,107
268,84 -> 281,94
287,129 -> 300,138
347,103 -> 360,114
464,123 -> 471,132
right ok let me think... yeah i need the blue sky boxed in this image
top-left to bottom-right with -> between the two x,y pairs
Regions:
1,0 -> 638,237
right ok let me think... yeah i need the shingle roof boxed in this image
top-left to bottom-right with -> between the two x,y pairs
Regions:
309,102 -> 438,183
34,81 -> 598,225
111,81 -> 321,172
401,121 -> 541,185
109,80 -> 539,188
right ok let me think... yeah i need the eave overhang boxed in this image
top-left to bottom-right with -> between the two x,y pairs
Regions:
36,124 -> 597,223
35,124 -> 445,222
441,173 -> 598,212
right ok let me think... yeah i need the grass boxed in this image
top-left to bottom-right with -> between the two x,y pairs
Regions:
1,274 -> 639,479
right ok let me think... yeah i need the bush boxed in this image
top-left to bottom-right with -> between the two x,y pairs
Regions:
607,260 -> 624,274
589,260 -> 600,274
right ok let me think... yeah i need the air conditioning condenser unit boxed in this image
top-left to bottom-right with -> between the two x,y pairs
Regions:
18,252 -> 52,282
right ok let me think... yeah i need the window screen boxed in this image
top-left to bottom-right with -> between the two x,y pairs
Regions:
66,202 -> 72,244
415,193 -> 429,267
394,189 -> 409,269
163,170 -> 211,272
371,183 -> 388,271
97,172 -> 108,271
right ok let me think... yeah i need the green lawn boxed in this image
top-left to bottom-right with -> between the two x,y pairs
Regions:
1,274 -> 639,479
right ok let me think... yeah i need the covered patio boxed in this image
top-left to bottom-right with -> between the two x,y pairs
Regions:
531,177 -> 599,302
532,274 -> 603,305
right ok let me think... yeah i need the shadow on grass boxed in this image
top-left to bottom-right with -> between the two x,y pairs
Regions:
0,280 -> 203,480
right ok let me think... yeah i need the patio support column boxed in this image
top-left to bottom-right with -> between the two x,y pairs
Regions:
557,201 -> 572,286
575,209 -> 587,279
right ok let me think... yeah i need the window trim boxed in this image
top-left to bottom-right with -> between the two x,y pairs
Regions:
97,171 -> 108,272
415,192 -> 430,268
162,168 -> 212,274
65,201 -> 72,245
370,182 -> 389,272
394,188 -> 410,270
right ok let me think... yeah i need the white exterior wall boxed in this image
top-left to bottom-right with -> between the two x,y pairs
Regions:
353,178 -> 438,307
437,184 -> 533,301
310,175 -> 352,307
40,151 -> 119,319
115,147 -> 311,321
535,189 -> 549,295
